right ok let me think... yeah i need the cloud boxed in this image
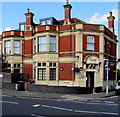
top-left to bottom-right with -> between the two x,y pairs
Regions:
4,27 -> 12,31
0,31 -> 2,35
87,9 -> 119,24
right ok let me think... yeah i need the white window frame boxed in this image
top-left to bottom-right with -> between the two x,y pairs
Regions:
87,36 -> 95,51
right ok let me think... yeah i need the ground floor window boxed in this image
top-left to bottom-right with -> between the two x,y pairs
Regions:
50,68 -> 56,80
14,69 -> 20,73
38,68 -> 46,80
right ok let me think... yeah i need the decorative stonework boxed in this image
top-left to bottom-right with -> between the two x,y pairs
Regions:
86,55 -> 99,64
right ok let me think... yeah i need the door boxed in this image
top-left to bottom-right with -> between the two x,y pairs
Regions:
86,72 -> 94,88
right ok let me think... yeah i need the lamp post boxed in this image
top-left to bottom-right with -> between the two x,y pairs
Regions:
72,27 -> 74,87
104,59 -> 109,95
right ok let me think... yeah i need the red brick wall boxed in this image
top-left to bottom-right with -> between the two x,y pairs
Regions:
50,26 -> 56,31
59,35 -> 75,57
24,31 -> 33,36
26,17 -> 33,26
14,31 -> 21,36
59,25 -> 76,31
24,64 -> 33,79
24,40 -> 33,55
4,31 -> 11,37
94,36 -> 99,52
83,24 -> 99,30
83,35 -> 87,51
109,65 -> 116,80
59,63 -> 74,80
38,26 -> 46,31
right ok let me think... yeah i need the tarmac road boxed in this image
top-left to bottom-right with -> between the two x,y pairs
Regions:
2,95 -> 119,117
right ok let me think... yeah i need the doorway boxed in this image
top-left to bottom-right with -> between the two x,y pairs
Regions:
86,72 -> 94,88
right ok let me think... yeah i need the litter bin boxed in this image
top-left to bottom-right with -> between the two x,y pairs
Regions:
18,81 -> 25,91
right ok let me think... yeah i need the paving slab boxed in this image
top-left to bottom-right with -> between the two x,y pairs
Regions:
2,89 -> 116,100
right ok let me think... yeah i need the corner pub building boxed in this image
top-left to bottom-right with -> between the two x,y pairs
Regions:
0,1 -> 117,93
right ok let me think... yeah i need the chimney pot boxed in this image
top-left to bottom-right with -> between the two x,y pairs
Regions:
110,12 -> 112,16
27,9 -> 30,13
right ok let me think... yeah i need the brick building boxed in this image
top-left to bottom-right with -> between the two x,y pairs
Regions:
0,1 -> 117,92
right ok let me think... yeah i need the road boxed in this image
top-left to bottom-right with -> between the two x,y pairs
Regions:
2,96 -> 120,116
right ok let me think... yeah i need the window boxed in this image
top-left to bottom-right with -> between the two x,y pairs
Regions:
8,64 -> 11,67
14,40 -> 20,54
42,63 -> 46,66
49,63 -> 52,67
14,64 -> 17,68
33,38 -> 36,53
38,63 -> 41,67
87,36 -> 94,51
38,68 -> 46,80
5,41 -> 11,55
38,36 -> 46,52
104,39 -> 106,53
41,20 -> 46,25
34,69 -> 36,79
50,36 -> 56,52
18,64 -> 20,68
41,19 -> 52,25
46,20 -> 51,25
50,68 -> 56,80
14,69 -> 20,73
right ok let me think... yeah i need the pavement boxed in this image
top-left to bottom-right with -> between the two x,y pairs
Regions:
2,88 -> 117,100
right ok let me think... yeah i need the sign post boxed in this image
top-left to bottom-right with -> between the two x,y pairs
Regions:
104,59 -> 109,95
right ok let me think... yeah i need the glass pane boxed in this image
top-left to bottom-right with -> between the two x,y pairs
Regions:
46,20 -> 51,25
41,21 -> 46,25
6,48 -> 11,54
38,36 -> 46,44
5,41 -> 11,47
50,44 -> 56,52
14,40 -> 20,47
14,48 -> 20,54
87,44 -> 94,51
87,36 -> 94,43
50,36 -> 56,43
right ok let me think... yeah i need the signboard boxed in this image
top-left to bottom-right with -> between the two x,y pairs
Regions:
86,56 -> 99,64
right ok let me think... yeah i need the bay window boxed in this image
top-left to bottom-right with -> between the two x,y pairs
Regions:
14,40 -> 20,54
5,40 -> 11,55
50,36 -> 56,52
38,36 -> 46,52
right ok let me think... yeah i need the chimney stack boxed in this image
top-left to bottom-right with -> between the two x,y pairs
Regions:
63,0 -> 72,20
107,12 -> 115,33
25,9 -> 34,30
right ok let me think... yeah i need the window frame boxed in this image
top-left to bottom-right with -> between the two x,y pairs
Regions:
49,36 -> 56,52
5,40 -> 11,55
87,36 -> 95,52
14,40 -> 20,55
38,68 -> 46,80
38,36 -> 46,52
49,68 -> 56,80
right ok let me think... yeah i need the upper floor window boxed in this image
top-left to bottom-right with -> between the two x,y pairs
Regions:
38,36 -> 46,52
5,40 -> 11,55
40,19 -> 52,25
14,40 -> 20,54
33,38 -> 36,53
50,36 -> 56,52
87,36 -> 95,51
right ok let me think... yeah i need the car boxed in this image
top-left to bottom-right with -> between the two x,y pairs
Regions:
115,80 -> 120,95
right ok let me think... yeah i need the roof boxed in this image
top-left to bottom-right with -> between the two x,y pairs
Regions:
59,18 -> 87,25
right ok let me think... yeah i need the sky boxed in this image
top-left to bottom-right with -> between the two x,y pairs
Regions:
0,1 -> 120,66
